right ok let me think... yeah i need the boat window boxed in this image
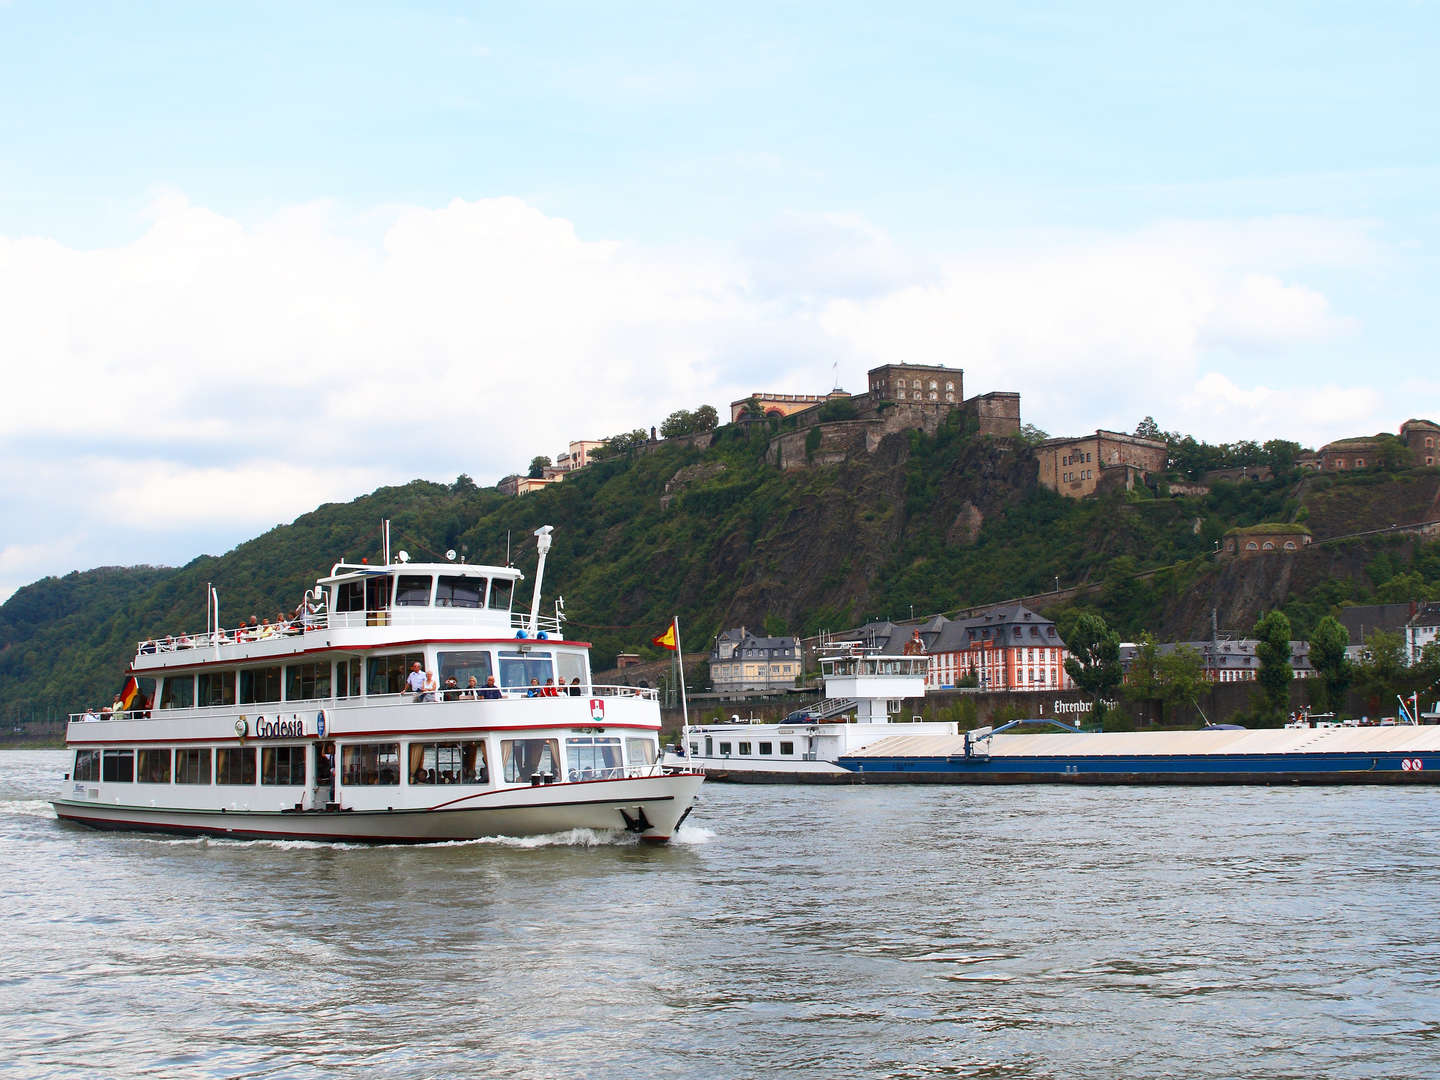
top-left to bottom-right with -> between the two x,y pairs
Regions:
556,651 -> 586,687
160,675 -> 195,710
689,742 -> 700,756
566,736 -> 622,780
738,741 -> 752,755
216,747 -> 257,785
438,650 -> 493,690
498,651 -> 554,689
198,671 -> 236,707
239,666 -> 283,704
137,748 -> 171,783
74,749 -> 100,782
336,659 -> 361,698
395,575 -> 433,607
780,741 -> 794,755
488,577 -> 514,611
343,743 -> 400,786
626,737 -> 656,767
335,580 -> 365,613
367,653 -> 425,695
758,741 -> 772,755
366,577 -> 391,612
102,749 -> 134,782
176,749 -> 211,784
261,746 -> 306,785
408,740 -> 488,784
501,738 -> 559,783
285,662 -> 331,701
437,575 -> 485,608
719,742 -> 731,755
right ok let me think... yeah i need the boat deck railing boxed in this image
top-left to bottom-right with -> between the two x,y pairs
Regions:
71,682 -> 658,723
134,610 -> 568,660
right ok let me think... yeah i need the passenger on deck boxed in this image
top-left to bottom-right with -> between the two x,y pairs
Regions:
405,662 -> 426,701
443,676 -> 460,700
81,706 -> 100,722
526,678 -> 542,698
479,677 -> 502,700
542,678 -> 560,697
421,669 -> 439,702
259,618 -> 275,639
111,694 -> 125,716
460,677 -> 479,700
569,677 -> 582,696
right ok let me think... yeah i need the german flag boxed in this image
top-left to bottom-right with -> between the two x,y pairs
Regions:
651,621 -> 678,651
118,676 -> 140,710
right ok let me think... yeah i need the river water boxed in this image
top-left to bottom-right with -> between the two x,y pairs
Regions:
4,749 -> 1440,1079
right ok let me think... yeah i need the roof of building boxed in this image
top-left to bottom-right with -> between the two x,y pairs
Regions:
1338,603 -> 1416,645
1224,522 -> 1312,536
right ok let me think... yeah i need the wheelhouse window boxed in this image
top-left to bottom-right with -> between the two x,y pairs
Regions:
501,738 -> 559,783
499,651 -> 554,689
780,741 -> 794,755
176,749 -> 211,784
261,746 -> 306,785
758,742 -> 773,755
395,575 -> 433,607
367,653 -> 425,695
738,741 -> 752,755
566,736 -> 622,780
74,749 -> 100,782
438,650 -> 494,691
335,580 -> 365,612
408,740 -> 488,784
488,577 -> 514,611
626,738 -> 656,767
437,575 -> 485,608
160,675 -> 194,709
556,650 -> 586,688
216,747 -> 256,785
239,666 -> 282,704
198,671 -> 236,707
102,749 -> 134,782
138,748 -> 171,783
343,743 -> 400,785
286,661 -> 331,701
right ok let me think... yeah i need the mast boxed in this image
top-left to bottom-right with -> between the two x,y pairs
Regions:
528,525 -> 554,634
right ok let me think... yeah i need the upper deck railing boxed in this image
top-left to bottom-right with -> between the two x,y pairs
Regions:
70,680 -> 659,724
135,609 -> 568,661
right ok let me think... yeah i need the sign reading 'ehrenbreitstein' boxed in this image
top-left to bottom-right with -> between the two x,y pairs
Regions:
1050,699 -> 1118,715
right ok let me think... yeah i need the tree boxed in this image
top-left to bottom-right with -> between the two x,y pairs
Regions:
527,456 -> 552,479
1251,610 -> 1293,726
693,404 -> 719,431
659,410 -> 695,439
1157,645 -> 1207,725
588,429 -> 649,460
1018,422 -> 1049,446
451,473 -> 478,495
1308,615 -> 1351,716
1374,434 -> 1413,472
1262,439 -> 1301,475
1135,416 -> 1163,441
1063,614 -> 1122,728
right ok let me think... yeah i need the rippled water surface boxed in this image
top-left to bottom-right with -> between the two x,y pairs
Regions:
6,749 -> 1440,1078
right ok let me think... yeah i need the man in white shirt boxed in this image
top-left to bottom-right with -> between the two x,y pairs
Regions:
405,661 -> 426,701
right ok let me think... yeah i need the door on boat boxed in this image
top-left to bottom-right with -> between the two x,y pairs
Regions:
311,741 -> 335,810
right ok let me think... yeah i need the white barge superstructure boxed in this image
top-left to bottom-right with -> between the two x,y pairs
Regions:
53,526 -> 703,842
671,643 -> 954,782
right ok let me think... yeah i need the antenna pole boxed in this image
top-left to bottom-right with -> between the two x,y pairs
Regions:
528,526 -> 553,634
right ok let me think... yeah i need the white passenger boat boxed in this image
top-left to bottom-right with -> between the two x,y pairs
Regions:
669,643 -> 953,782
53,526 -> 704,842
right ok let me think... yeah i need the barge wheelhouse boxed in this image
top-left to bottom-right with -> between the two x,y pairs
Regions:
53,527 -> 703,842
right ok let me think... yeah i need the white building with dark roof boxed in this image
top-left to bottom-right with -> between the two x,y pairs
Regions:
709,628 -> 802,693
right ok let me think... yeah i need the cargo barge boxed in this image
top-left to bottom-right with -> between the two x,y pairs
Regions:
840,721 -> 1440,784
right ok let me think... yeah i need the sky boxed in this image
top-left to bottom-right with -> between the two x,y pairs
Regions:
1,1 -> 1436,602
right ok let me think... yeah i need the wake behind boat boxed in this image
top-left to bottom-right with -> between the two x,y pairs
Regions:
53,525 -> 704,842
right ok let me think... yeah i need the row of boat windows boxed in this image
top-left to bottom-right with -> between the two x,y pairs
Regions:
150,649 -> 585,709
332,575 -> 515,612
73,736 -> 656,787
692,740 -> 797,757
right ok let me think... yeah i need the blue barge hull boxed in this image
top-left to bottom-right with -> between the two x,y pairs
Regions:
839,727 -> 1440,785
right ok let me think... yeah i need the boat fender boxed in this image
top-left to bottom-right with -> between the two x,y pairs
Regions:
537,631 -> 548,640
515,629 -> 528,639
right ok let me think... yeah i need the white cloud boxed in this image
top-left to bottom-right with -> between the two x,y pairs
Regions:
0,198 -> 1403,601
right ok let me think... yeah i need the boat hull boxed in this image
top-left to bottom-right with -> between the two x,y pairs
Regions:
52,772 -> 704,843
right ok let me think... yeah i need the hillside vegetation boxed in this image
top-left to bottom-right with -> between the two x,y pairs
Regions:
4,413 -> 1440,733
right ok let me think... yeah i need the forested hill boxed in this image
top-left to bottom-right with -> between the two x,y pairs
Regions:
4,414 -> 1440,734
